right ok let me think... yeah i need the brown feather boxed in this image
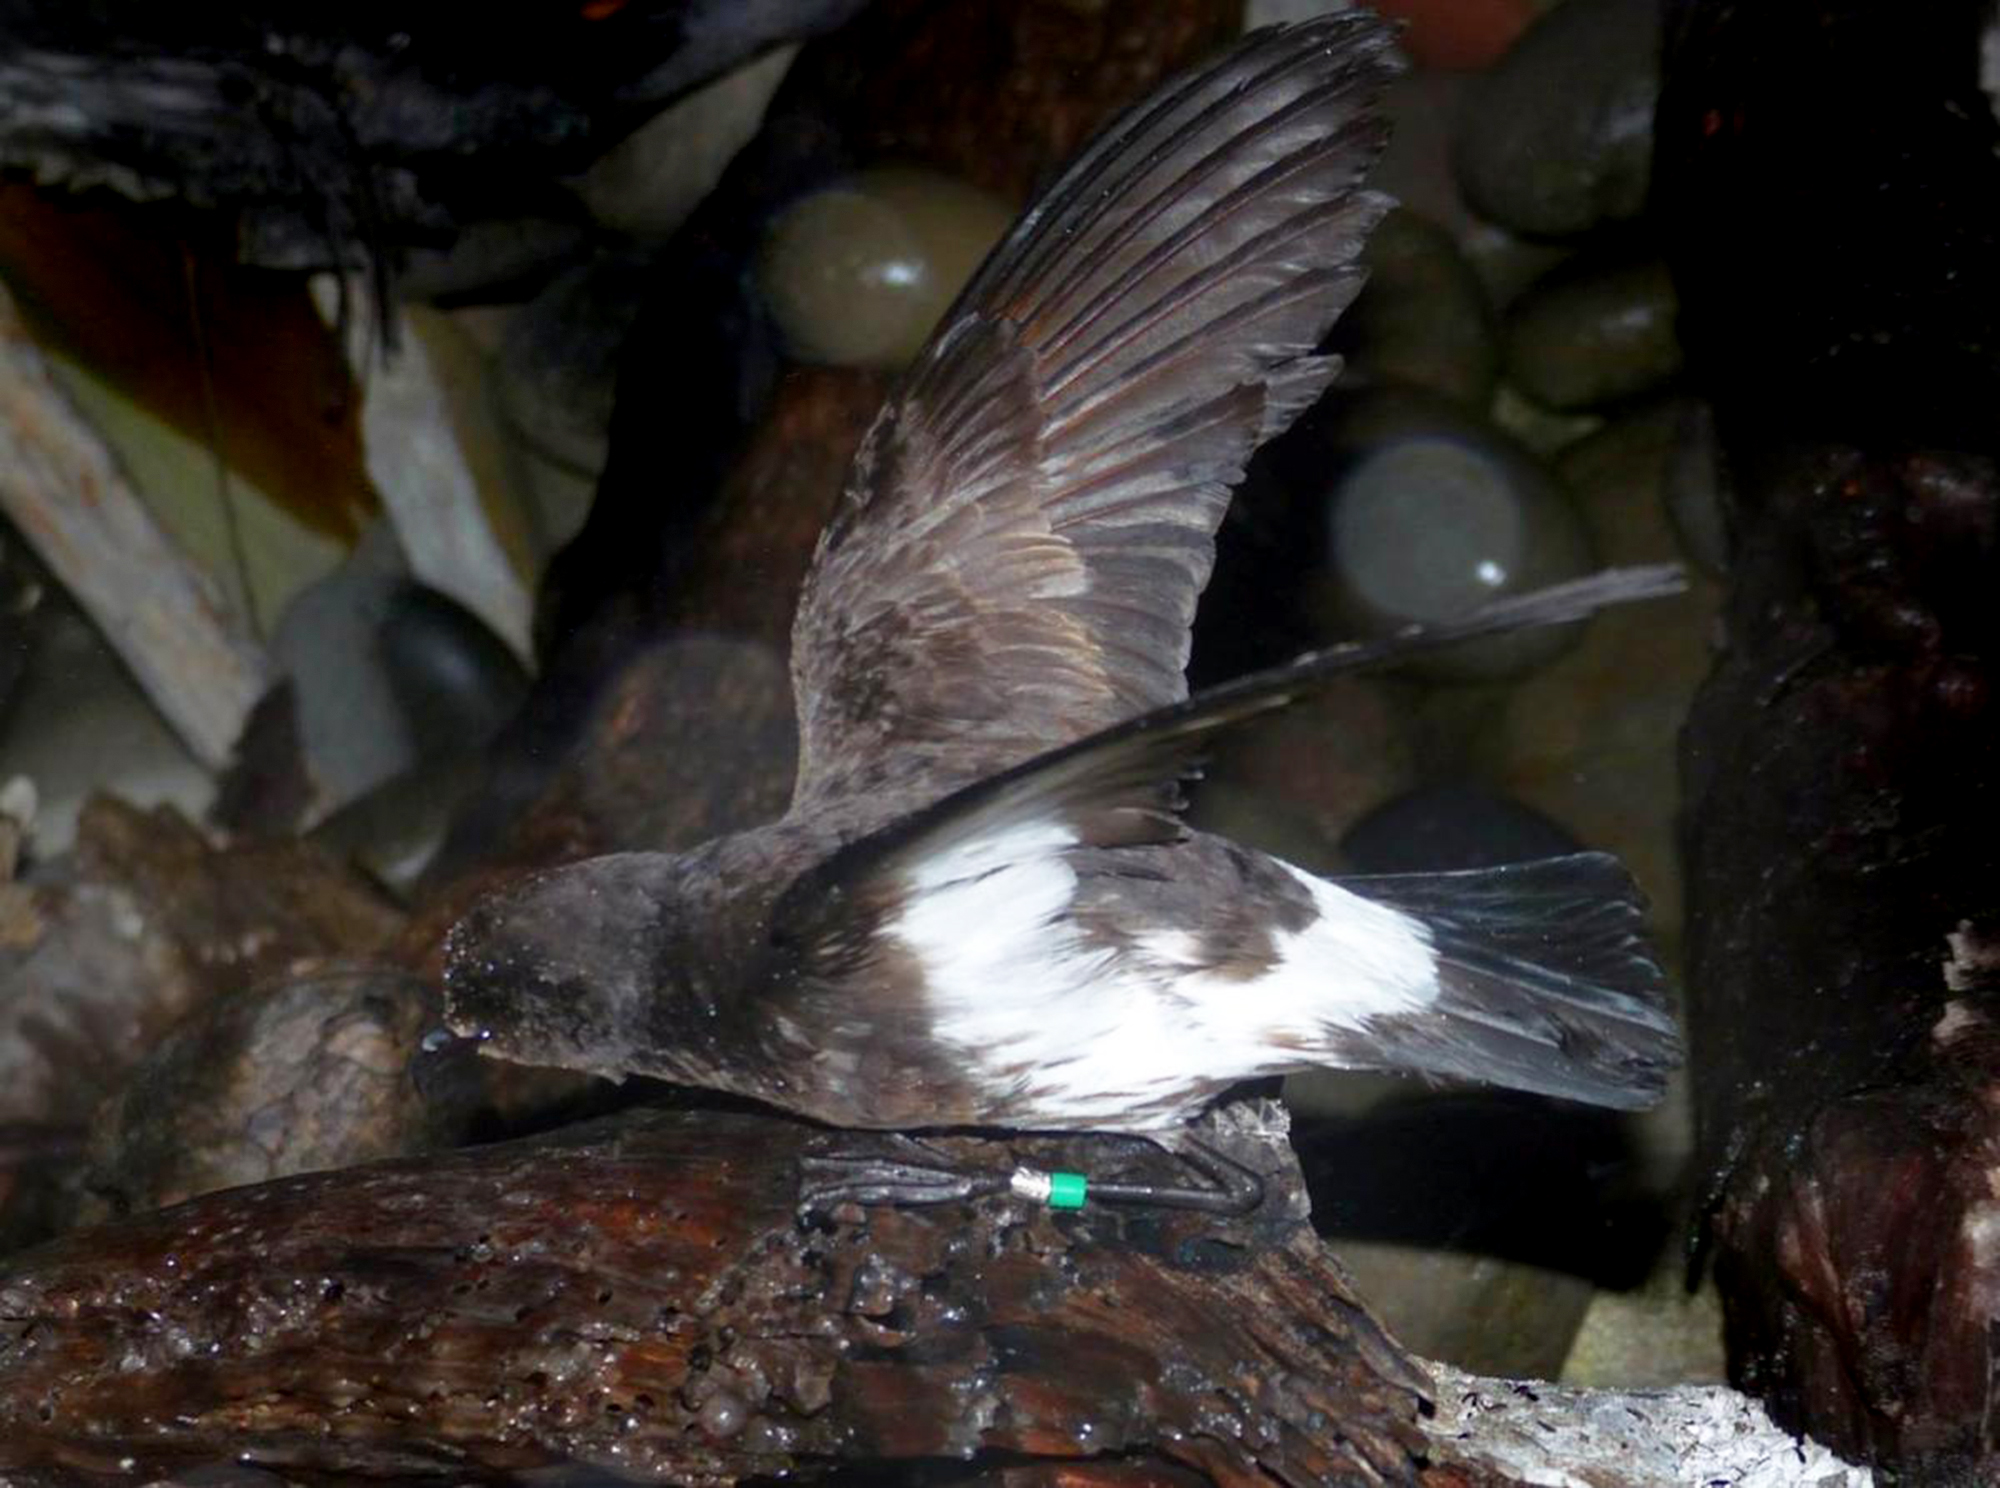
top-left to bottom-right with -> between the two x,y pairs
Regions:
788,15 -> 1402,815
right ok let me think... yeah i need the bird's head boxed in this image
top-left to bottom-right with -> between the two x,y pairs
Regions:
440,852 -> 706,1081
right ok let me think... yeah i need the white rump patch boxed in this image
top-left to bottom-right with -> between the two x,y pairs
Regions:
889,828 -> 1442,1129
1265,862 -> 1441,1026
1136,863 -> 1439,1047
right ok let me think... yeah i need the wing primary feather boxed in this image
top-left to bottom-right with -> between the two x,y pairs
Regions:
790,566 -> 1688,901
972,19 -> 1387,322
1031,82 -> 1387,367
1048,267 -> 1363,448
787,15 -> 1405,811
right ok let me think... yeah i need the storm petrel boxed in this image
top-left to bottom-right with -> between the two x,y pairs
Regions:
443,15 -> 1683,1203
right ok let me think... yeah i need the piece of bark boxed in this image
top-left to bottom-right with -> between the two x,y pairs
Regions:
70,796 -> 405,985
0,869 -> 180,1134
0,184 -> 378,547
210,681 -> 318,842
349,303 -> 537,663
0,1104 -> 1447,1485
0,278 -> 272,769
1660,1 -> 2000,1474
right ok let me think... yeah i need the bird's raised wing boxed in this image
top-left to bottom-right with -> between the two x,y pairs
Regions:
779,566 -> 1688,919
787,15 -> 1400,812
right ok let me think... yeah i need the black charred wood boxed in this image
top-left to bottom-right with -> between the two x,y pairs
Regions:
1656,0 -> 2000,448
0,0 -> 868,269
1680,445 -> 2000,1471
1662,0 -> 2000,1474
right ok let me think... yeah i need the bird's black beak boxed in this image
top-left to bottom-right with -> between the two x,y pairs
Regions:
408,1023 -> 488,1106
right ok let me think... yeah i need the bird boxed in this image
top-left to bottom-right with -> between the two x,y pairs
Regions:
442,13 -> 1683,1213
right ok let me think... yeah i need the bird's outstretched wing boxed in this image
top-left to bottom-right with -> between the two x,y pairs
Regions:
779,567 -> 1688,915
787,15 -> 1400,812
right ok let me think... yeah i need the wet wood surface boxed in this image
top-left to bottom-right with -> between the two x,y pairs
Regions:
0,1107 -> 1446,1485
0,1098 -> 1854,1486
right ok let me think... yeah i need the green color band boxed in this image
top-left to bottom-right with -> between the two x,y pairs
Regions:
1048,1171 -> 1088,1209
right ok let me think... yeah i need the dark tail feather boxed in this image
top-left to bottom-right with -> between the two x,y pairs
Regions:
1338,853 -> 1680,1110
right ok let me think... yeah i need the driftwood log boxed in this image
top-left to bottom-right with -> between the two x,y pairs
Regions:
0,1101 -> 1856,1486
1662,0 -> 2000,1476
1679,444 -> 2000,1474
0,1105 -> 1447,1485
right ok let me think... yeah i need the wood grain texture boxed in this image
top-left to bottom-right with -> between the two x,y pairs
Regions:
0,1107 -> 1440,1485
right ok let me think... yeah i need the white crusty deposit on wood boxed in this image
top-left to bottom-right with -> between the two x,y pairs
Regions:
1430,1365 -> 1873,1488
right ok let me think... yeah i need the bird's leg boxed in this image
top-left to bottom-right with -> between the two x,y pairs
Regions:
797,1136 -> 1013,1209
799,1130 -> 1267,1217
1010,1134 -> 1266,1217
